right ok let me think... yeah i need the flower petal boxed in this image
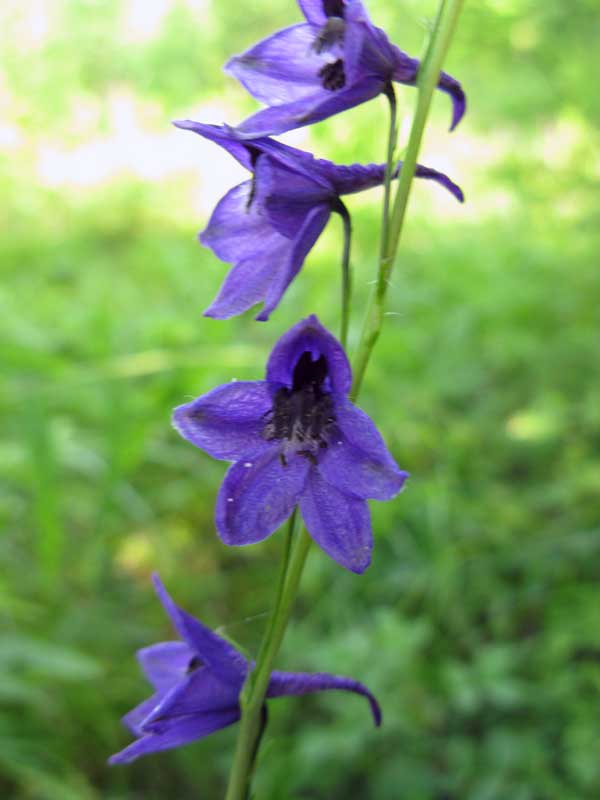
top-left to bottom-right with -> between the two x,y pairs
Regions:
122,692 -> 165,736
199,182 -> 295,319
204,250 -> 290,320
318,160 -> 390,195
172,381 -> 272,462
266,315 -> 351,395
344,0 -> 372,25
137,641 -> 195,691
234,76 -> 383,138
299,469 -> 372,573
389,43 -> 420,84
200,181 -> 282,265
108,709 -> 240,765
216,448 -> 309,546
323,159 -> 463,202
256,203 -> 331,321
248,138 -> 333,191
173,120 -> 253,170
390,46 -> 466,131
438,70 -> 466,131
318,398 -> 408,500
267,669 -> 381,726
340,13 -> 368,83
298,0 -> 328,25
152,574 -> 248,687
225,24 -> 326,106
200,176 -> 327,321
413,163 -> 464,202
255,155 -> 331,237
143,669 -> 240,726
174,121 -> 329,193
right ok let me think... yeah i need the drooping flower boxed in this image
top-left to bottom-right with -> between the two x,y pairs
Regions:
109,574 -> 381,764
173,315 -> 408,573
226,0 -> 466,139
175,121 -> 463,321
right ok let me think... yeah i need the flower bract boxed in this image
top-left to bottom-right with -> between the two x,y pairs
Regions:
226,0 -> 466,138
175,121 -> 463,321
109,574 -> 381,764
173,315 -> 408,573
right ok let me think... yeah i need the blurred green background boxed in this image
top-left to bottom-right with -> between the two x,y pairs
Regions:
2,0 -> 600,797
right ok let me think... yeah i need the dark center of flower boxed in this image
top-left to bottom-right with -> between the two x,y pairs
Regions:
292,350 -> 327,391
323,0 -> 345,17
318,59 -> 346,91
263,351 -> 336,464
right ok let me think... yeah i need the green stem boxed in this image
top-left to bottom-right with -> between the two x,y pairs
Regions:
379,82 -> 397,267
350,83 -> 397,401
334,199 -> 352,349
351,0 -> 464,401
225,512 -> 312,800
243,704 -> 269,799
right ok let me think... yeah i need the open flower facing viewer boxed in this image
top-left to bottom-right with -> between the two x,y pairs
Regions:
173,316 -> 408,574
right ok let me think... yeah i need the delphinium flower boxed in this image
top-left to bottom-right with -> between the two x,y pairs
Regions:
175,121 -> 463,321
173,315 -> 408,574
226,0 -> 466,138
109,574 -> 381,764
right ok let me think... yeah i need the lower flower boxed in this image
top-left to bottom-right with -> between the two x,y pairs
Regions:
109,574 -> 381,764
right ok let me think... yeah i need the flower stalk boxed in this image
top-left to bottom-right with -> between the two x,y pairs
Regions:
224,2 -> 464,796
351,0 -> 465,400
225,513 -> 312,800
333,199 -> 352,349
379,82 -> 398,270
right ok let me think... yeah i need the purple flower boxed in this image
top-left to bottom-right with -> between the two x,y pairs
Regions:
226,0 -> 466,138
109,574 -> 381,764
173,315 -> 408,573
175,121 -> 463,321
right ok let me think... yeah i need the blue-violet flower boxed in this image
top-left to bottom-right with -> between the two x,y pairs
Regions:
173,315 -> 408,573
175,121 -> 463,321
226,0 -> 466,138
109,574 -> 381,763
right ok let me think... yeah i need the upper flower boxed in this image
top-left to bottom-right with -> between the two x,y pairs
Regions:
109,574 -> 381,764
173,316 -> 408,573
226,0 -> 466,138
175,121 -> 463,321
